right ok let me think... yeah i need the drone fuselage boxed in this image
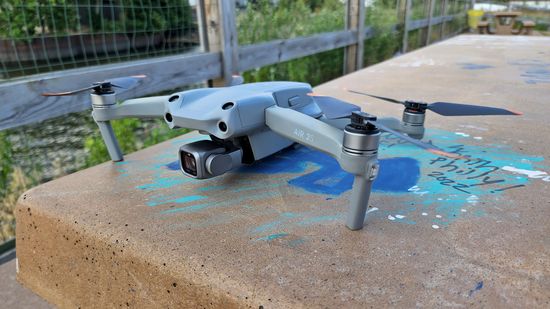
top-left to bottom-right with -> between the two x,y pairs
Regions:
164,82 -> 323,167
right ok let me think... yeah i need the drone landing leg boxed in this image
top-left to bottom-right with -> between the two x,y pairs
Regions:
347,176 -> 374,230
96,120 -> 123,162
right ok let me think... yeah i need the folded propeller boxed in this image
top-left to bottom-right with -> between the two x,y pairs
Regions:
347,89 -> 522,116
308,93 -> 462,159
42,75 -> 147,96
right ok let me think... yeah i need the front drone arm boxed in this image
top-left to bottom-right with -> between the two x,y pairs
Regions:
265,106 -> 344,159
90,93 -> 169,162
266,106 -> 380,230
91,95 -> 169,121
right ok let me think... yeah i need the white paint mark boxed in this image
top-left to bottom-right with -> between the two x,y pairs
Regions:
437,198 -> 443,201
422,212 -> 428,216
407,185 -> 429,196
502,166 -> 550,182
436,215 -> 442,218
467,195 -> 479,205
390,57 -> 436,68
16,258 -> 19,273
366,207 -> 379,214
473,136 -> 483,140
459,125 -> 488,131
432,224 -> 440,229
395,215 -> 406,219
388,215 -> 396,221
455,132 -> 470,137
461,209 -> 467,212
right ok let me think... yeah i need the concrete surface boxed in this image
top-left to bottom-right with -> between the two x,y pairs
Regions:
16,35 -> 550,308
0,250 -> 53,308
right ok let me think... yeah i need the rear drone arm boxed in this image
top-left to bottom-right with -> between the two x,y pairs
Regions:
265,106 -> 380,230
90,93 -> 169,161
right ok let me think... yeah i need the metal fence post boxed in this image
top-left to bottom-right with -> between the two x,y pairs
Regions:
196,0 -> 209,53
203,0 -> 239,86
425,0 -> 435,45
440,0 -> 448,39
344,0 -> 366,74
402,0 -> 412,53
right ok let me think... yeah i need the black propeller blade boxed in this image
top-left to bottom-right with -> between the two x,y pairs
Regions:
309,93 -> 361,119
372,120 -> 462,159
347,89 -> 404,104
427,102 -> 521,116
347,89 -> 522,116
42,75 -> 147,97
108,75 -> 146,90
42,85 -> 98,97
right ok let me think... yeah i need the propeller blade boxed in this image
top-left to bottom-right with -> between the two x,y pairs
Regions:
108,74 -> 146,90
41,75 -> 146,97
347,89 -> 405,105
427,102 -> 522,116
229,74 -> 244,86
309,94 -> 361,119
373,121 -> 463,159
42,85 -> 97,97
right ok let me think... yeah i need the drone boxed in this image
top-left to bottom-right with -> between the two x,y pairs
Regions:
43,76 -> 521,230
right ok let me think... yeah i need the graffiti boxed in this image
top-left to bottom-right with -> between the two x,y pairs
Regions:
239,148 -> 420,195
114,129 -> 546,242
458,63 -> 494,70
509,59 -> 550,84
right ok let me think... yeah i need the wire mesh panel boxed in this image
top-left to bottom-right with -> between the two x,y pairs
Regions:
236,0 -> 346,45
363,0 -> 401,67
0,0 -> 199,80
236,0 -> 347,86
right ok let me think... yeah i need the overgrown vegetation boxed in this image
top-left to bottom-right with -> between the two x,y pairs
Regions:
0,0 -> 194,40
83,118 -> 188,167
0,0 -> 77,39
363,0 -> 400,66
236,0 -> 405,86
238,0 -> 346,86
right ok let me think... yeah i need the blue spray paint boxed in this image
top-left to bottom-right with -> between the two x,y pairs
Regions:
458,63 -> 494,70
239,147 -> 419,195
509,59 -> 550,84
165,160 -> 180,171
115,128 -> 546,236
468,281 -> 484,297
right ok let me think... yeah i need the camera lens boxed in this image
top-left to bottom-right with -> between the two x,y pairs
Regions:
180,151 -> 197,176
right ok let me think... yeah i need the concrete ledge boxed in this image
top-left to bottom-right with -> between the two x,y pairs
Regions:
16,35 -> 550,308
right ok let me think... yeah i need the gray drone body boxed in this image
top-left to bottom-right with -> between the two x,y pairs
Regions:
165,82 -> 323,178
44,77 -> 519,231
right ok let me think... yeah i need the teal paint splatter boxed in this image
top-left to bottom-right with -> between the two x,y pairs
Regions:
137,177 -> 195,191
116,128 -> 546,235
299,215 -> 343,225
147,194 -> 208,207
256,233 -> 289,241
160,191 -> 280,214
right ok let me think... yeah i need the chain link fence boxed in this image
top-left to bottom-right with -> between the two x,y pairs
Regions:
0,0 -> 199,80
